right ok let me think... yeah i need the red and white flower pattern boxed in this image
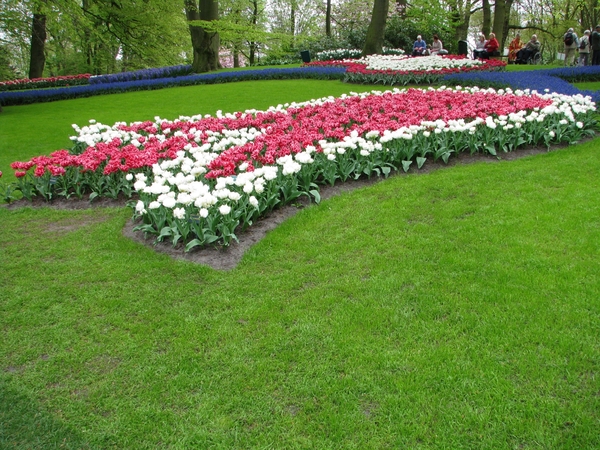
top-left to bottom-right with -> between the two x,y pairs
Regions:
8,86 -> 596,248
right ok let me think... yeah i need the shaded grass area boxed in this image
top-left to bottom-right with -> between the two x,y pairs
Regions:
1,137 -> 599,447
573,80 -> 600,91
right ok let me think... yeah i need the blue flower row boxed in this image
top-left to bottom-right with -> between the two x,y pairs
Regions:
0,67 -> 346,107
444,66 -> 600,102
2,64 -> 599,107
89,65 -> 194,84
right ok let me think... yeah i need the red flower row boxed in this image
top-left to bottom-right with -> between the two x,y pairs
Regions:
10,89 -> 552,180
0,74 -> 91,91
304,56 -> 506,77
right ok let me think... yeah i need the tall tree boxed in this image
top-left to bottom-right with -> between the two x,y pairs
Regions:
29,0 -> 46,78
492,0 -> 514,49
482,0 -> 491,37
326,0 -> 332,36
248,0 -> 262,65
447,0 -> 481,43
185,0 -> 221,72
362,0 -> 389,55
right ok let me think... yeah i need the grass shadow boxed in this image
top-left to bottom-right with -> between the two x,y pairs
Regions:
0,377 -> 94,449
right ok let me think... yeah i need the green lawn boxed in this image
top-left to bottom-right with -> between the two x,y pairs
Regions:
1,73 -> 599,448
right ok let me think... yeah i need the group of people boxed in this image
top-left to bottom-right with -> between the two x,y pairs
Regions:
507,25 -> 600,66
472,32 -> 537,62
412,26 -> 600,66
472,33 -> 500,59
412,35 -> 448,57
508,34 -> 541,64
559,25 -> 600,66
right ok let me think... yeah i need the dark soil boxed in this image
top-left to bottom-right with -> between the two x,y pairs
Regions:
1,142 -> 581,270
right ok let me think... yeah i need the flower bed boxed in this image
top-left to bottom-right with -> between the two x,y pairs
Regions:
0,67 -> 346,107
6,87 -> 597,249
305,55 -> 506,85
89,65 -> 194,84
0,74 -> 91,92
315,47 -> 405,61
444,66 -> 600,102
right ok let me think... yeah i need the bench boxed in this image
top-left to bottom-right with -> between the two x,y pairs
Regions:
490,53 -> 512,64
490,52 -> 509,61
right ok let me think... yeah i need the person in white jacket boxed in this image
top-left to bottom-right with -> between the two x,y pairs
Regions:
578,30 -> 591,66
563,28 -> 579,66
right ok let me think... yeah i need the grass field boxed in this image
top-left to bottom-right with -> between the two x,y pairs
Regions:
1,69 -> 599,448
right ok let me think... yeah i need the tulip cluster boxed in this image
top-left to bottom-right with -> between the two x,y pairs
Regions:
315,48 -> 405,61
0,74 -> 91,92
306,54 -> 506,85
8,86 -> 597,249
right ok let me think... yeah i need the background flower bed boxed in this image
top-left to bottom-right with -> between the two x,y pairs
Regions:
4,60 -> 600,107
89,65 -> 194,85
444,65 -> 600,102
0,67 -> 346,106
0,74 -> 91,92
0,55 -> 504,106
0,58 -> 600,106
305,55 -> 506,85
0,65 -> 198,93
314,47 -> 405,61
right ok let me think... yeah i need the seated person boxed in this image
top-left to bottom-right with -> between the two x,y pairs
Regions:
430,34 -> 447,55
412,35 -> 427,56
508,33 -> 523,63
473,34 -> 487,59
515,35 -> 541,64
479,32 -> 500,59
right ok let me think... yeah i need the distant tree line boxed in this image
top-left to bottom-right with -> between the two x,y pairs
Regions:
0,0 -> 597,80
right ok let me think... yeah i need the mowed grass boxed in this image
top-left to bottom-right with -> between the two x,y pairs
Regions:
1,74 -> 600,448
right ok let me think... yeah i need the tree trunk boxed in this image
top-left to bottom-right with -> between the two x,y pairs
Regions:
326,0 -> 331,37
363,0 -> 389,56
492,0 -> 514,51
29,6 -> 47,79
290,1 -> 296,47
249,0 -> 258,65
449,0 -> 473,45
233,47 -> 240,67
185,0 -> 220,73
482,0 -> 491,37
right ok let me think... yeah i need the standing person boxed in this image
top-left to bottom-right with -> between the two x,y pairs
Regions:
563,27 -> 579,66
592,25 -> 600,65
473,34 -> 487,59
578,30 -> 591,66
508,34 -> 523,63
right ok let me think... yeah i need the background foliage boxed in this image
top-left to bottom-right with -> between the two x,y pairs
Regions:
1,0 -> 598,80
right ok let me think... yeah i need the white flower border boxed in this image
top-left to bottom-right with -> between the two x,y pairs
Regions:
70,86 -> 597,248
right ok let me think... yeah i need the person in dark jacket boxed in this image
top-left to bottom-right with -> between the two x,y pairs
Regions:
592,25 -> 600,65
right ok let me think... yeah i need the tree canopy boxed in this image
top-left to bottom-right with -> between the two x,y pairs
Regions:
0,0 -> 595,79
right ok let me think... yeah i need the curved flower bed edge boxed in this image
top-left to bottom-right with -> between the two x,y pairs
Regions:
2,86 -> 597,251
